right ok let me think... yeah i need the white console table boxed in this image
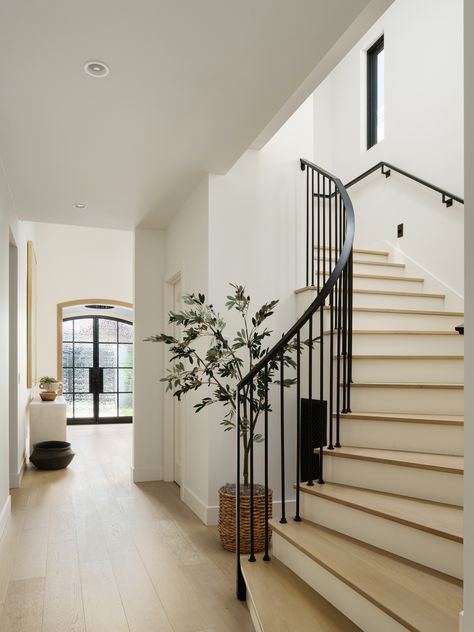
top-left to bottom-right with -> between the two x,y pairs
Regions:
29,396 -> 67,452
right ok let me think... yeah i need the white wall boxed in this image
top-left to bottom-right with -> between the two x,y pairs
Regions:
462,0 -> 472,628
0,159 -> 36,537
313,0 -> 464,297
8,218 -> 35,487
206,97 -> 314,522
0,167 -> 11,532
33,222 -> 133,379
133,228 -> 165,483
132,178 -> 210,514
163,178 -> 210,521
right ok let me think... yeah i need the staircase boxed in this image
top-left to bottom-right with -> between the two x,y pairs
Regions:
241,246 -> 464,631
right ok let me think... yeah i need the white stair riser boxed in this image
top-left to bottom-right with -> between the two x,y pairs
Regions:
352,358 -> 464,383
324,311 -> 462,331
322,250 -> 390,263
353,277 -> 424,292
340,419 -> 464,456
351,333 -> 464,355
297,291 -> 445,314
299,494 -> 462,579
348,385 -> 463,415
320,262 -> 405,276
273,533 -> 406,632
353,292 -> 445,310
323,456 -> 463,505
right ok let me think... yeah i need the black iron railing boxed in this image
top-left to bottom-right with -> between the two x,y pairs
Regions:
236,158 -> 355,599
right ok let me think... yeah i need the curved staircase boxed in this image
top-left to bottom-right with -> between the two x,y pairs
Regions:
242,247 -> 464,631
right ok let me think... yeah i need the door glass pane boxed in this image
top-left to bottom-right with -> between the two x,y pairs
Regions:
118,344 -> 133,367
99,344 -> 117,367
119,393 -> 133,417
74,343 -> 93,367
62,343 -> 73,368
75,394 -> 94,418
63,368 -> 73,394
74,368 -> 90,393
99,394 -> 117,418
63,320 -> 73,341
118,322 -> 133,343
103,369 -> 117,393
99,319 -> 117,342
74,318 -> 94,342
119,369 -> 133,392
64,393 -> 74,418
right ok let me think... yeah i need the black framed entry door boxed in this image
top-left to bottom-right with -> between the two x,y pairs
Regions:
62,316 -> 133,424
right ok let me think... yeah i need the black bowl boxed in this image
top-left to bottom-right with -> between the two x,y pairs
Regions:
30,440 -> 75,470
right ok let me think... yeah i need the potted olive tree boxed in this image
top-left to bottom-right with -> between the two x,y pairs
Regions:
147,284 -> 304,553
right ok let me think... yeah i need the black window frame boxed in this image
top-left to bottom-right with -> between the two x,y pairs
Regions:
367,35 -> 384,150
62,315 -> 133,425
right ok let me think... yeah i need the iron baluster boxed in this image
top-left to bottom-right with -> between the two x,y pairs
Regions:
236,390 -> 246,600
263,365 -> 270,560
295,331 -> 301,522
249,382 -> 255,562
307,316 -> 314,486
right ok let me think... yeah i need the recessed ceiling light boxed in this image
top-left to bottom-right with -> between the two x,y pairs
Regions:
84,61 -> 110,78
73,203 -> 86,209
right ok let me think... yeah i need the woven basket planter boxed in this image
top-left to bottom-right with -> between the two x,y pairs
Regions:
218,484 -> 272,554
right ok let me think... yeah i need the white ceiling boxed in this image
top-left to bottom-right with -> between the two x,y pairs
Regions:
0,0 -> 386,230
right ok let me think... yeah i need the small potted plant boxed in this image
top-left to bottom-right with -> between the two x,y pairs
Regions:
38,376 -> 61,401
147,284 -> 305,553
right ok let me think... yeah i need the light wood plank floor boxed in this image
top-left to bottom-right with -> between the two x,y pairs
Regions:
0,424 -> 252,632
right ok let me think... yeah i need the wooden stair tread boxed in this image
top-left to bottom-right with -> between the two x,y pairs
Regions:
320,257 -> 405,268
350,355 -> 463,360
296,287 -> 445,298
270,519 -> 462,632
314,246 -> 390,257
298,482 -> 463,542
321,447 -> 464,474
349,382 -> 463,389
327,330 -> 461,335
322,306 -> 463,316
318,272 -> 424,282
240,556 -> 361,631
349,381 -> 464,389
336,411 -> 464,426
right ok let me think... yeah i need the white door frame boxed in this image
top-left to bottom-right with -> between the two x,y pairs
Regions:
163,271 -> 184,484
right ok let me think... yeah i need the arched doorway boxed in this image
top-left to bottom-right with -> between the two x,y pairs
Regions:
57,300 -> 133,425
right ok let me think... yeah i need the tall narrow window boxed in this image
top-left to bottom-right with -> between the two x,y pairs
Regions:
367,35 -> 384,149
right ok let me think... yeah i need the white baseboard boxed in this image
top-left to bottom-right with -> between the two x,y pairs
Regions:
383,240 -> 464,307
131,465 -> 163,483
183,488 -> 297,528
0,495 -> 11,541
182,486 -> 214,525
9,458 -> 25,489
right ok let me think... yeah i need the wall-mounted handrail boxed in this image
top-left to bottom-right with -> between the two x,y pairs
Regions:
236,158 -> 354,600
344,161 -> 464,207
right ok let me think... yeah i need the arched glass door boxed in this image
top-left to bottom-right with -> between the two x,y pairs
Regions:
62,316 -> 133,424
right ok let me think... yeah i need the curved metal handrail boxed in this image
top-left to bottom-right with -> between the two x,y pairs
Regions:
236,158 -> 355,600
238,158 -> 355,388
